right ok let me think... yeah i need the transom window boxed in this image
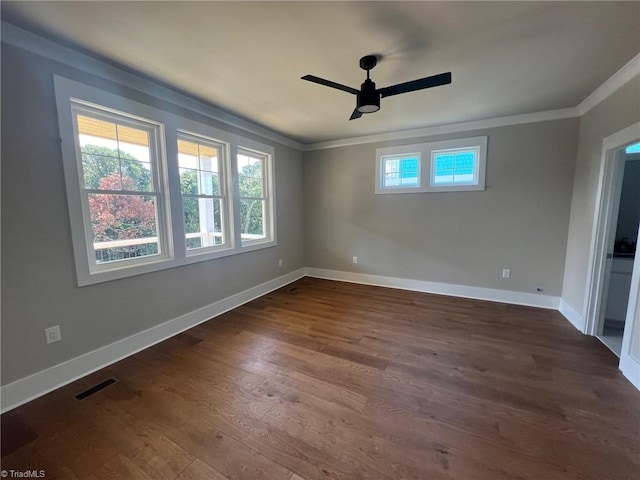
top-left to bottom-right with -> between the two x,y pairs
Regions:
382,154 -> 420,188
432,147 -> 480,186
626,142 -> 640,154
376,136 -> 487,194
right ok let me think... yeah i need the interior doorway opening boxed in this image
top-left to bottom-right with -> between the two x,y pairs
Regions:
597,142 -> 640,355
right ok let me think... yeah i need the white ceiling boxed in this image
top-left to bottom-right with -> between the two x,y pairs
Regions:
2,1 -> 639,145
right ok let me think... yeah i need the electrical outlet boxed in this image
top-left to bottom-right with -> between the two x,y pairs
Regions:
502,268 -> 511,279
278,259 -> 283,268
45,326 -> 62,344
352,256 -> 358,264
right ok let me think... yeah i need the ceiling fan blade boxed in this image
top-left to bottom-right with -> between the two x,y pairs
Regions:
378,72 -> 452,98
349,107 -> 363,120
301,75 -> 360,95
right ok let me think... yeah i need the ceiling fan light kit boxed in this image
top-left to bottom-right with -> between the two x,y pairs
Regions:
357,79 -> 380,114
302,55 -> 451,121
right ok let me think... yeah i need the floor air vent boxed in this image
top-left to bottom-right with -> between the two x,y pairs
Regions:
75,377 -> 117,400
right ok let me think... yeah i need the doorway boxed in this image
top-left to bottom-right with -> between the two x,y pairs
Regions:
598,142 -> 640,355
584,122 -> 640,389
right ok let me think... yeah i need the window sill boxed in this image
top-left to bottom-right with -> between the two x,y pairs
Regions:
79,238 -> 277,286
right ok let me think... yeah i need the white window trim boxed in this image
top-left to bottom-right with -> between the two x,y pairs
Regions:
375,136 -> 488,194
236,144 -> 276,249
375,145 -> 423,194
428,137 -> 487,192
70,101 -> 174,275
177,130 -> 235,257
54,76 -> 276,286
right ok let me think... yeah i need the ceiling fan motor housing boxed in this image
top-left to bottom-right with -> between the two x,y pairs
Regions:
357,79 -> 380,113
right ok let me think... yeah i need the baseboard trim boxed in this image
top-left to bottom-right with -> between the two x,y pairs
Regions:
559,299 -> 586,333
620,356 -> 640,391
0,268 -> 305,413
304,268 -> 560,309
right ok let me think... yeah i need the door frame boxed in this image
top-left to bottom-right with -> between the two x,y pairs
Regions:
584,122 -> 640,337
619,221 -> 640,389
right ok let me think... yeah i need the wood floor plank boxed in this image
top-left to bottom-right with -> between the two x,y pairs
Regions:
176,458 -> 231,480
84,454 -> 156,480
2,277 -> 639,479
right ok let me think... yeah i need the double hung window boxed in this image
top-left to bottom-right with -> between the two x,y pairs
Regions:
72,104 -> 170,270
55,76 -> 275,286
178,134 -> 229,253
238,149 -> 270,244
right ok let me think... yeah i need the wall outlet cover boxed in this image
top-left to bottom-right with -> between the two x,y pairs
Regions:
45,326 -> 62,344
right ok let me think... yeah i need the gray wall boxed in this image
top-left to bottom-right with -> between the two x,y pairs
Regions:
1,44 -> 305,385
562,77 -> 640,314
303,119 -> 578,295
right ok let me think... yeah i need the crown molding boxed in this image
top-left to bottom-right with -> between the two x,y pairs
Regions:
0,21 -> 305,151
301,108 -> 578,151
577,52 -> 640,117
2,21 -> 638,154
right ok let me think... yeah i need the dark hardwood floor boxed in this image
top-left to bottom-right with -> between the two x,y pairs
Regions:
2,277 -> 639,479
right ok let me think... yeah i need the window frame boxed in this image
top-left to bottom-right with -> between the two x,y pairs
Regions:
375,136 -> 488,194
376,145 -> 423,193
55,76 -> 277,286
236,146 -> 274,248
177,130 -> 234,256
71,102 -> 172,273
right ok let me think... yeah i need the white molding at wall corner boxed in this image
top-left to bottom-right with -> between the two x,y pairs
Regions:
4,21 -> 637,155
559,299 -> 586,333
0,21 -> 304,152
302,108 -> 578,152
0,268 -> 305,414
620,356 -> 640,391
304,268 -> 560,310
577,53 -> 640,116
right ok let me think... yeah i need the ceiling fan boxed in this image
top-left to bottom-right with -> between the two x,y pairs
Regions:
302,55 -> 452,120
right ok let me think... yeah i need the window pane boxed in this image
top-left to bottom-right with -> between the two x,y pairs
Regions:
433,150 -> 477,185
433,153 -> 455,184
116,125 -> 150,162
178,152 -> 198,170
384,158 -> 400,185
240,199 -> 265,241
199,146 -> 219,172
453,151 -> 475,182
78,114 -> 154,192
178,138 -> 221,196
82,153 -> 120,189
120,159 -> 153,192
383,155 -> 419,187
180,168 -> 199,194
78,116 -> 151,165
88,193 -> 159,264
238,154 -> 264,197
177,139 -> 199,157
183,197 -> 224,249
200,171 -> 220,196
78,115 -> 118,152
